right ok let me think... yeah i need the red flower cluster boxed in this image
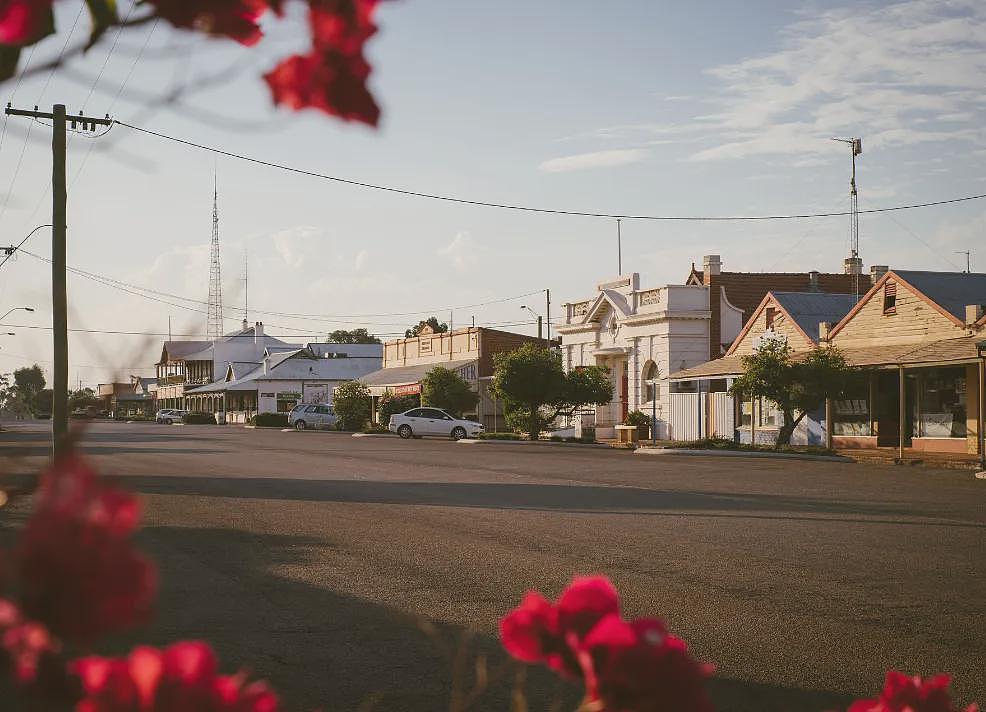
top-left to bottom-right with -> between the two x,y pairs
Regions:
849,671 -> 978,712
264,0 -> 381,125
0,0 -> 52,45
0,597 -> 58,685
500,575 -> 714,712
71,640 -> 279,712
16,452 -> 156,643
147,0 -> 267,46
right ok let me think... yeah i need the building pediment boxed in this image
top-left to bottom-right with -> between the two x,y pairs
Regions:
582,289 -> 632,325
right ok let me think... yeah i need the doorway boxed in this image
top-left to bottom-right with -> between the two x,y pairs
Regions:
621,362 -> 629,421
876,370 -> 914,447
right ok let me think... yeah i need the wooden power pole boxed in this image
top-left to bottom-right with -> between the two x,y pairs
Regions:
5,104 -> 112,455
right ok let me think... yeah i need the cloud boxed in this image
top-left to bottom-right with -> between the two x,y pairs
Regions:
437,231 -> 480,271
271,226 -> 321,268
686,0 -> 986,161
539,148 -> 649,173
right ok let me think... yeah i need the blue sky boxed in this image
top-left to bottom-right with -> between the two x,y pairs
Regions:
1,0 -> 984,384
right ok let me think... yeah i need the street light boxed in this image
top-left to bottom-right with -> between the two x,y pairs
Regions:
520,305 -> 544,344
0,306 -> 34,322
645,378 -> 659,446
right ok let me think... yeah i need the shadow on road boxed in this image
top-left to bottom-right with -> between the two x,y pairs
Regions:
113,475 -> 981,528
125,524 -> 852,712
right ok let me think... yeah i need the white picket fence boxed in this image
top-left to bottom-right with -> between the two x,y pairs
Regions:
666,392 -> 735,441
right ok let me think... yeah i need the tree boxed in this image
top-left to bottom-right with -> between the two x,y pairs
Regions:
490,344 -> 613,440
729,339 -> 853,447
421,367 -> 479,418
69,387 -> 99,412
332,380 -> 372,430
13,365 -> 45,394
405,317 -> 449,338
34,389 -> 53,415
327,329 -> 381,344
377,391 -> 418,424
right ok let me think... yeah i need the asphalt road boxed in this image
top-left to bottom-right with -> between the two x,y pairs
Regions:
1,422 -> 984,711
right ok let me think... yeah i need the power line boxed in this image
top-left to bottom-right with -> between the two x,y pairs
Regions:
116,119 -> 986,222
15,247 -> 544,322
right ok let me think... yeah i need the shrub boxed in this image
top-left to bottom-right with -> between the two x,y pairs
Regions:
377,392 -> 418,425
182,412 -> 216,425
623,410 -> 650,427
361,424 -> 391,434
421,366 -> 478,417
332,380 -> 372,430
251,413 -> 288,428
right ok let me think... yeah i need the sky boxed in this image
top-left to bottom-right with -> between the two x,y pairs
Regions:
0,0 -> 984,386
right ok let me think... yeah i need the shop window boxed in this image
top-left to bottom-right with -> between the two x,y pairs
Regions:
882,282 -> 897,315
915,367 -> 967,438
740,400 -> 753,427
758,399 -> 777,428
833,374 -> 871,436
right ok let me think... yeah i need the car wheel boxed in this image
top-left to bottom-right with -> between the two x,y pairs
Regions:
451,426 -> 467,441
156,418 -> 163,424
295,420 -> 307,431
397,425 -> 413,439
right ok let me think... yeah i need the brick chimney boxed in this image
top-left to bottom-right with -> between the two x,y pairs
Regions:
818,321 -> 831,342
254,321 -> 264,342
702,254 -> 722,284
870,265 -> 889,284
808,270 -> 820,292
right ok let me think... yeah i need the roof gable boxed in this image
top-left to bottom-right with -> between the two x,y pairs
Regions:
891,270 -> 986,321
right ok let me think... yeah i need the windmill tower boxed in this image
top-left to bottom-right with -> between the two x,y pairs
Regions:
207,179 -> 224,341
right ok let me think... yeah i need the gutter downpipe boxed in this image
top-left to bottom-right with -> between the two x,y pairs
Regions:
898,364 -> 905,461
978,354 -> 985,471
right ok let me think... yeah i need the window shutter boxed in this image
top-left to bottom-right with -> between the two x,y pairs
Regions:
883,282 -> 897,314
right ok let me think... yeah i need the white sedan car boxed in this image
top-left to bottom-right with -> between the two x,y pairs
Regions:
388,407 -> 484,440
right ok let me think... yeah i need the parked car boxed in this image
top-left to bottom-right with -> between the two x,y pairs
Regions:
155,409 -> 188,424
388,407 -> 484,440
288,403 -> 337,430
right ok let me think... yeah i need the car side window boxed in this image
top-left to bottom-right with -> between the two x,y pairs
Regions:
316,405 -> 330,414
405,409 -> 425,418
305,405 -> 317,413
422,409 -> 445,419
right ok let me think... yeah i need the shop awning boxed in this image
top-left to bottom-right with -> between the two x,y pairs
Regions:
669,336 -> 984,382
360,358 -> 478,394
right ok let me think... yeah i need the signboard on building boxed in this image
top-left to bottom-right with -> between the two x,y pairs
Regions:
393,383 -> 421,396
302,383 -> 331,404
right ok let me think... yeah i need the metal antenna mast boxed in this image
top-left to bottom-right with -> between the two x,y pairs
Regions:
243,249 -> 249,322
832,137 -> 863,298
207,176 -> 224,340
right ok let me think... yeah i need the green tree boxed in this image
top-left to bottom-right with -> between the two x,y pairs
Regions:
490,344 -> 612,440
327,328 -> 381,344
377,391 -> 418,424
13,365 -> 45,394
729,339 -> 853,447
33,389 -> 53,415
421,366 -> 479,418
405,316 -> 448,338
68,387 -> 99,411
332,380 -> 372,430
1,365 -> 46,417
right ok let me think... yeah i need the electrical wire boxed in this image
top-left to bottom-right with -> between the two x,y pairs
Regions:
0,224 -> 52,270
116,119 -> 986,222
15,248 -> 545,322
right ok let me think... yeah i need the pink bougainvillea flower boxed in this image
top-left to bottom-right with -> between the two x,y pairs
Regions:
582,614 -> 714,712
0,0 -> 53,45
848,671 -> 978,712
0,597 -> 59,685
16,451 -> 156,643
71,641 -> 280,712
500,575 -> 620,679
147,0 -> 267,46
264,47 -> 379,125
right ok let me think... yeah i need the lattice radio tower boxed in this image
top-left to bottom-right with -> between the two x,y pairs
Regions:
207,177 -> 224,340
833,136 -> 863,299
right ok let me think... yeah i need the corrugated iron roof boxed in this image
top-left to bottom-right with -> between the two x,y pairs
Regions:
771,292 -> 858,341
360,358 -> 478,386
894,271 -> 986,321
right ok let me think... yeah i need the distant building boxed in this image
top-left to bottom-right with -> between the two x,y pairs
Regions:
360,325 -> 546,430
155,321 -> 299,410
185,342 -> 382,423
555,255 -> 860,439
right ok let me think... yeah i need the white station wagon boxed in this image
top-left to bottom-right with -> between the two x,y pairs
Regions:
388,407 -> 484,440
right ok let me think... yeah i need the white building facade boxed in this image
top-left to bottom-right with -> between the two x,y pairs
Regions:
555,273 -> 743,439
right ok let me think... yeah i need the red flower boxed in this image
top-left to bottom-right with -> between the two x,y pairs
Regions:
582,615 -> 714,712
16,452 -> 156,643
0,597 -> 59,685
264,47 -> 379,125
71,641 -> 279,712
147,0 -> 267,46
307,0 -> 378,53
0,0 -> 53,45
849,671 -> 978,712
500,575 -> 620,679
